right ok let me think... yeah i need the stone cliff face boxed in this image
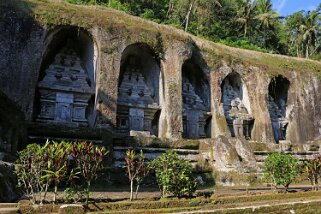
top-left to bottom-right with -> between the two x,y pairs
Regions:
0,0 -> 320,151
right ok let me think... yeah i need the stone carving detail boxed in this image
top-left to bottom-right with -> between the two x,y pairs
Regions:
182,78 -> 211,139
117,56 -> 160,136
37,44 -> 94,126
222,79 -> 254,139
267,95 -> 288,142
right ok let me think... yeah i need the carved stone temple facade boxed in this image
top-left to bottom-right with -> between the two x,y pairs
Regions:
221,75 -> 254,140
1,1 -> 321,155
37,43 -> 95,127
117,56 -> 160,136
267,95 -> 288,142
182,78 -> 211,139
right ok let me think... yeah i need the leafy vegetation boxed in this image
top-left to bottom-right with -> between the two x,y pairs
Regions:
149,150 -> 197,198
264,153 -> 300,191
125,149 -> 149,201
15,140 -> 108,205
15,143 -> 50,204
304,156 -> 321,191
70,142 -> 108,205
63,0 -> 321,59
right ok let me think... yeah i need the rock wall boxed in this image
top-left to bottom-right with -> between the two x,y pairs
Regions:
0,0 -> 320,149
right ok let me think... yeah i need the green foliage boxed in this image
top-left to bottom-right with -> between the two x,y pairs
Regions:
264,153 -> 300,191
61,0 -> 321,58
304,156 -> 321,191
153,32 -> 164,61
15,143 -> 49,204
70,142 -> 108,205
15,140 -> 108,205
125,149 -> 149,201
64,186 -> 88,203
149,151 -> 197,198
219,37 -> 271,53
41,140 -> 71,203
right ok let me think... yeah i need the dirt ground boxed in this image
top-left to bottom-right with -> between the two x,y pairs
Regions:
50,184 -> 313,202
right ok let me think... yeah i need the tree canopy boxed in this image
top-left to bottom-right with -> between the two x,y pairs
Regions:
66,0 -> 321,59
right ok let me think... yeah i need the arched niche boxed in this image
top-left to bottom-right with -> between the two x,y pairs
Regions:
221,72 -> 254,139
182,59 -> 211,139
267,75 -> 290,142
117,43 -> 162,137
35,26 -> 97,127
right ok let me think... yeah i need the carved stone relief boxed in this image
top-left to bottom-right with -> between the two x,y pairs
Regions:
117,56 -> 160,136
267,95 -> 288,142
182,78 -> 211,139
267,76 -> 289,142
37,42 -> 94,126
222,77 -> 254,139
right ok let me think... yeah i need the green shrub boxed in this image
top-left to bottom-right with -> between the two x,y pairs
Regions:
70,142 -> 108,205
15,140 -> 108,205
15,143 -> 48,204
125,150 -> 149,201
304,156 -> 321,191
264,153 -> 299,191
149,151 -> 197,198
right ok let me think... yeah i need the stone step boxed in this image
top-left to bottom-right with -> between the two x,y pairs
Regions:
0,207 -> 19,214
28,135 -> 103,144
0,203 -> 18,208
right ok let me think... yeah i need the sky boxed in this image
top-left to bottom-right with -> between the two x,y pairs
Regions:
272,0 -> 321,16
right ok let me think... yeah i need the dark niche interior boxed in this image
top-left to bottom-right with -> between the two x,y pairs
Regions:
267,75 -> 290,142
34,27 -> 96,127
182,59 -> 211,139
117,43 -> 162,137
221,72 -> 254,140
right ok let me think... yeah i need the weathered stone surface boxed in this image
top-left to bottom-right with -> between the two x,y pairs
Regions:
0,207 -> 19,214
0,1 -> 320,182
1,2 -> 320,145
59,204 -> 85,214
233,138 -> 257,169
37,42 -> 95,127
221,72 -> 254,139
210,136 -> 257,172
0,161 -> 21,203
213,136 -> 241,172
0,91 -> 26,158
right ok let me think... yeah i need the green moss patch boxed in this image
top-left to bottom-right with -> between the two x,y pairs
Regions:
2,0 -> 320,79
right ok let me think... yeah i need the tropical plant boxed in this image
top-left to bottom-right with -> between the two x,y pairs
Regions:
236,0 -> 257,38
41,140 -> 71,204
304,156 -> 321,191
124,149 -> 149,201
70,142 -> 108,205
301,10 -> 321,58
149,151 -> 197,198
15,143 -> 50,204
255,0 -> 280,48
264,153 -> 299,192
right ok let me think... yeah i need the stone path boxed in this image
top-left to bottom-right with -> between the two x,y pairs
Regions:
0,203 -> 19,214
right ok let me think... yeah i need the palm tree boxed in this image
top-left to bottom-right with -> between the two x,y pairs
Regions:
183,0 -> 221,32
255,0 -> 280,47
300,10 -> 320,58
236,0 -> 257,38
285,11 -> 305,57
